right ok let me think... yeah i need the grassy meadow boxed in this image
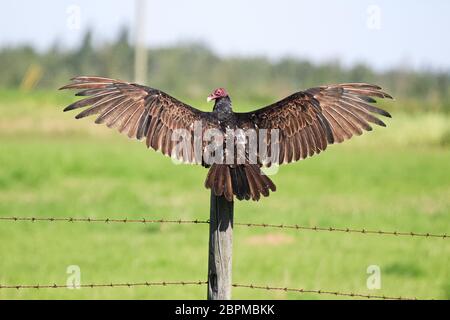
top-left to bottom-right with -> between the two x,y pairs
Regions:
0,89 -> 449,299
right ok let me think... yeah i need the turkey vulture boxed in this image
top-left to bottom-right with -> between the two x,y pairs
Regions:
61,77 -> 392,202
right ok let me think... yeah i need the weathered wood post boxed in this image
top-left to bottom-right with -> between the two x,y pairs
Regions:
207,192 -> 234,300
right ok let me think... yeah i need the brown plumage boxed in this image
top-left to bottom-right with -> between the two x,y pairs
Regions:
236,83 -> 392,166
61,77 -> 392,202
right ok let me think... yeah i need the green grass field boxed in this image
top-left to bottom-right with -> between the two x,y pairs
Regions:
0,90 -> 449,299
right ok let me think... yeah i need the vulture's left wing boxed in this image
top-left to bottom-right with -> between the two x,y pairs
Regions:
237,83 -> 392,165
61,77 -> 218,164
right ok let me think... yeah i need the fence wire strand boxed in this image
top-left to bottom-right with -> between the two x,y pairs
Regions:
0,281 -> 207,290
0,280 -> 420,300
232,284 -> 419,300
0,216 -> 209,225
234,222 -> 448,239
0,216 -> 447,239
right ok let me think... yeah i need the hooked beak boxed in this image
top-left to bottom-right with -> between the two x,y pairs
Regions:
206,95 -> 214,103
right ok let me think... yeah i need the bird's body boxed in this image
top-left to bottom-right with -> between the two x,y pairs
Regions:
205,94 -> 276,201
61,77 -> 392,202
213,96 -> 233,119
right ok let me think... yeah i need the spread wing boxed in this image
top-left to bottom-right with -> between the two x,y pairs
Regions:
237,83 -> 392,165
60,76 -> 218,164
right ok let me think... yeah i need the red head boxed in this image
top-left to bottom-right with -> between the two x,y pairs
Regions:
207,88 -> 229,103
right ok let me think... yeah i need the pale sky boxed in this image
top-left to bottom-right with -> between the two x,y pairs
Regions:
1,0 -> 449,71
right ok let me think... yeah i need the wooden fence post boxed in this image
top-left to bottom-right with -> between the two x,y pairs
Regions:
207,192 -> 234,300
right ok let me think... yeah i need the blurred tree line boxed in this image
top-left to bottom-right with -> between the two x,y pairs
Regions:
0,28 -> 448,112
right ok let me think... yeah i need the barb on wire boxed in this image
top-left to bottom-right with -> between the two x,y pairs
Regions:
0,280 -> 207,290
232,284 -> 419,300
0,216 -> 447,239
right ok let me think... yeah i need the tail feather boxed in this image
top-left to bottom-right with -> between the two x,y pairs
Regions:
260,170 -> 276,193
244,165 -> 260,201
248,164 -> 269,197
230,168 -> 241,199
205,164 -> 276,201
215,165 -> 225,196
223,166 -> 233,201
232,166 -> 251,201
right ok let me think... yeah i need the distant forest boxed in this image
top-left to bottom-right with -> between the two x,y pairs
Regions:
0,28 -> 448,112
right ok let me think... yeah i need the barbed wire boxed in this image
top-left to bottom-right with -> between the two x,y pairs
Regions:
0,280 -> 420,300
234,222 -> 448,239
232,284 -> 419,300
0,216 -> 209,225
0,280 -> 207,290
0,216 -> 448,239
